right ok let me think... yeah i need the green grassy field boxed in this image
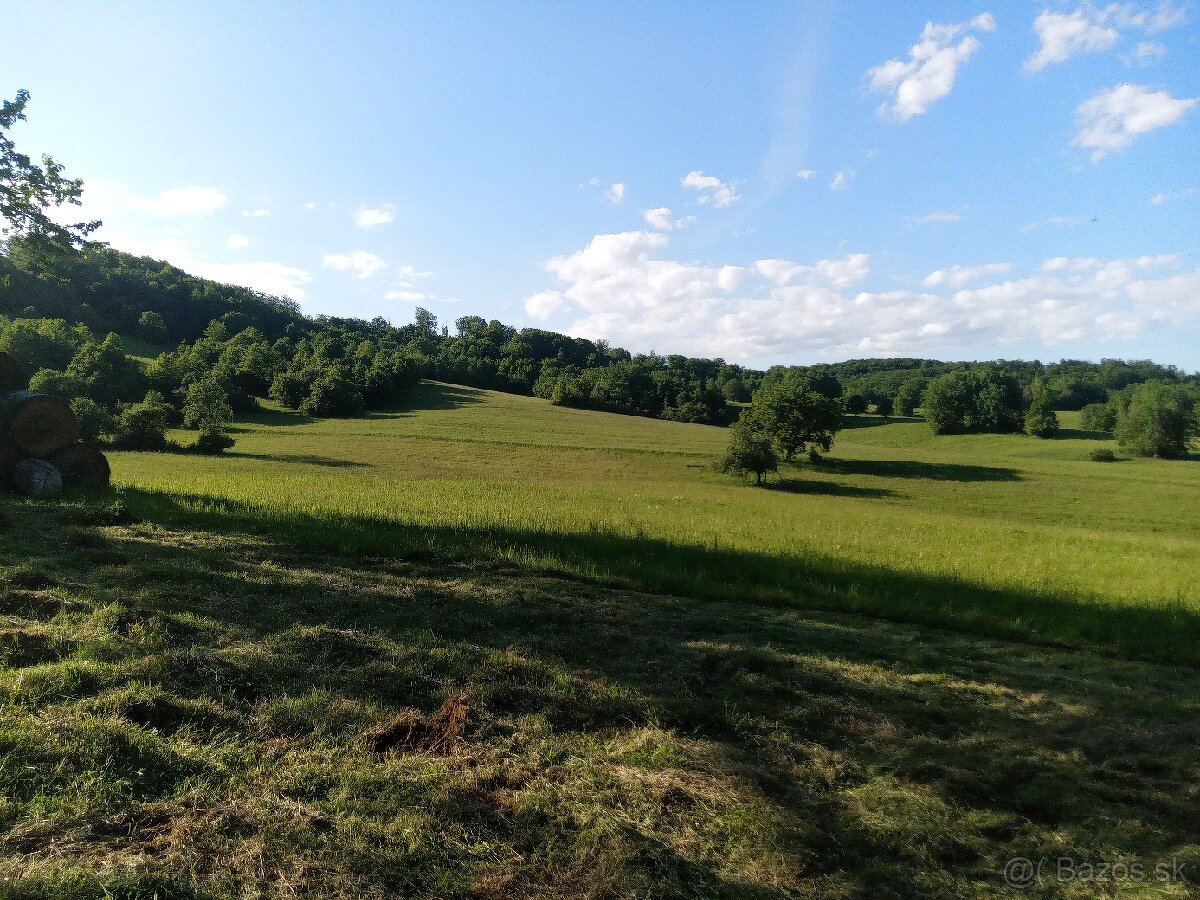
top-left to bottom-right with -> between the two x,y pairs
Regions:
3,382 -> 1200,896
110,382 -> 1200,666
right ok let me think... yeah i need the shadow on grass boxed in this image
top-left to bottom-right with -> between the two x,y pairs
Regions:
223,452 -> 372,469
812,457 -> 1020,482
387,381 -> 489,415
763,478 -> 900,500
118,485 -> 1199,669
840,414 -> 923,430
1054,427 -> 1113,441
231,408 -> 313,430
11,494 -> 1199,896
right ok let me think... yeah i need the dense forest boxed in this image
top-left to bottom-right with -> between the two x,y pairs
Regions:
0,236 -> 1197,451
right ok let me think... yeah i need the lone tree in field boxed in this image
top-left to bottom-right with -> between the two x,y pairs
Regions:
715,416 -> 778,485
922,370 -> 1024,435
1,90 -> 99,254
746,373 -> 844,461
1114,381 -> 1197,458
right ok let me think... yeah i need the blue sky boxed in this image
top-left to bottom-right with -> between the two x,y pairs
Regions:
7,1 -> 1200,368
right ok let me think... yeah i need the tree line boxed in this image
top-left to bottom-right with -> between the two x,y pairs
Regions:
2,88 -> 1196,463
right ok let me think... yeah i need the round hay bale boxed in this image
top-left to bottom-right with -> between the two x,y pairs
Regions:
12,459 -> 63,498
50,442 -> 111,489
0,353 -> 27,391
2,391 -> 80,458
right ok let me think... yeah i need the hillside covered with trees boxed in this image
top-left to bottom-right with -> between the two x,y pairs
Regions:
2,234 -> 1198,458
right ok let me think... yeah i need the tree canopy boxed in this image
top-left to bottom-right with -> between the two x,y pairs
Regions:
1,90 -> 100,255
745,373 -> 844,461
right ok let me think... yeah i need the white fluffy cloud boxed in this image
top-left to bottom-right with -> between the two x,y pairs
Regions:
227,234 -> 249,250
322,251 -> 388,279
680,171 -> 741,207
240,209 -> 270,218
867,13 -> 996,121
1028,2 -> 1187,70
355,204 -> 396,228
829,170 -> 855,191
796,169 -> 816,180
642,207 -> 698,231
605,183 -> 625,204
1074,83 -> 1196,160
521,231 -> 1200,363
923,262 -> 1011,287
385,289 -> 428,302
137,185 -> 225,215
78,182 -> 227,217
1027,6 -> 1121,70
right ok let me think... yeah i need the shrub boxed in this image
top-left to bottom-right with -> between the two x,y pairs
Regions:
922,370 -> 1023,435
270,370 -> 313,410
1079,402 -> 1117,432
138,310 -> 167,343
69,397 -> 116,442
193,428 -> 235,454
1024,379 -> 1060,438
28,367 -> 84,398
1114,381 -> 1197,459
111,391 -> 174,451
183,378 -> 234,431
1089,448 -> 1117,462
301,369 -> 365,418
715,417 -> 778,485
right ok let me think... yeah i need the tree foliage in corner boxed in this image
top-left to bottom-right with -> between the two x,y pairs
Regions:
1,90 -> 100,256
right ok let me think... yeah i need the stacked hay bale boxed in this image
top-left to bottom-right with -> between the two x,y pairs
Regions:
0,352 -> 111,497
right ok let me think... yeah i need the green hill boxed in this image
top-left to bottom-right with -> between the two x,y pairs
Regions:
2,385 -> 1199,896
112,382 -> 1200,666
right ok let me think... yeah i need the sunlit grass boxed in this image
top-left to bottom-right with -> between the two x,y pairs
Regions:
110,382 -> 1200,664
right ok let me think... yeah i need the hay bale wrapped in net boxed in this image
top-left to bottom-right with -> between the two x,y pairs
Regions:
1,391 -> 80,458
0,353 -> 27,391
12,459 -> 63,498
50,442 -> 111,489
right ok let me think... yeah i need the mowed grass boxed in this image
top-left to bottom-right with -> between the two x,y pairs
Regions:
110,382 -> 1200,666
1,494 -> 1198,897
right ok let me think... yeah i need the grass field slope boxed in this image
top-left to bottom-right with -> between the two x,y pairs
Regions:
113,382 -> 1200,667
1,382 -> 1198,897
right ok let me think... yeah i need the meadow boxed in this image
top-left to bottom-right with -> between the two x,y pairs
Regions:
2,381 -> 1199,897
111,381 -> 1200,667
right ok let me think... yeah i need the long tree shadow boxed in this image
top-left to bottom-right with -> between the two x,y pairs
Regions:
222,452 -> 372,469
387,381 -> 489,414
812,457 -> 1020,482
1054,427 -> 1114,441
763,477 -> 901,499
839,414 -> 923,430
117,485 -> 1197,668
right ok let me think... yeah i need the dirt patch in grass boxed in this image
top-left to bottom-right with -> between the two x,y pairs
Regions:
364,693 -> 471,754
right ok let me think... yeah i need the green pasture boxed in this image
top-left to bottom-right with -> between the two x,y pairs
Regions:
109,383 -> 1200,666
